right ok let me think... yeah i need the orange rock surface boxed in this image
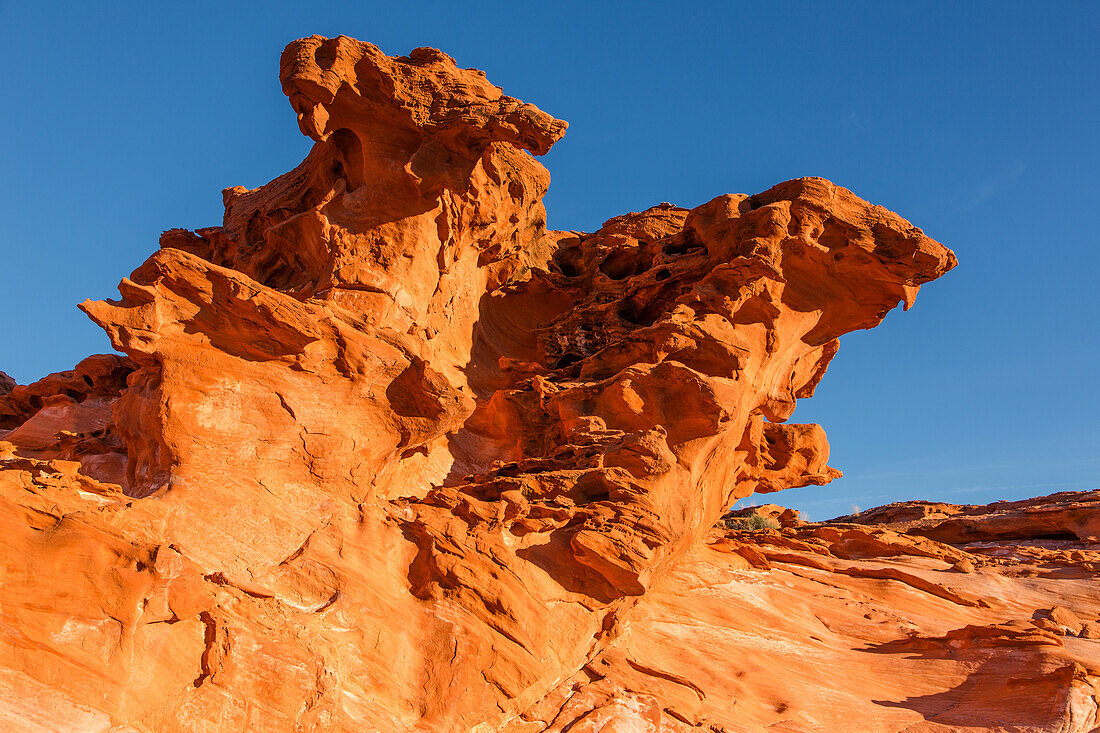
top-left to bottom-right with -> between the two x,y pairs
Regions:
2,35 -> 1094,732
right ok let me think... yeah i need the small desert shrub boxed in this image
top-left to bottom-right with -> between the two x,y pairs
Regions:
723,514 -> 780,532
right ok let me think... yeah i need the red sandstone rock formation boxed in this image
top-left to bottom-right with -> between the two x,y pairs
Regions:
2,34 -> 1094,732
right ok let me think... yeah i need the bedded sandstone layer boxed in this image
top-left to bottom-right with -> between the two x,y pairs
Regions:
3,34 -> 1086,733
537,494 -> 1100,731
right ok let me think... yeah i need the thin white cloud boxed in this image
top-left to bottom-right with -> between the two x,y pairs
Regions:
968,159 -> 1026,207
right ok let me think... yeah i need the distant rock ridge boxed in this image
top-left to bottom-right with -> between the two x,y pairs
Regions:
3,35 -> 1089,733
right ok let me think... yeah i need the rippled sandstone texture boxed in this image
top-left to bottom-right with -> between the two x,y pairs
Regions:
3,35 -> 1088,733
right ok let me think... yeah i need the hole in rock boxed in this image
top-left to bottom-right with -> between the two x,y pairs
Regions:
662,230 -> 706,257
330,128 -> 366,190
598,248 -> 652,280
553,353 -> 583,369
313,40 -> 338,69
552,250 -> 583,278
618,293 -> 675,327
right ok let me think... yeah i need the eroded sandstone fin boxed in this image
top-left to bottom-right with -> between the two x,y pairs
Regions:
0,35 -> 987,733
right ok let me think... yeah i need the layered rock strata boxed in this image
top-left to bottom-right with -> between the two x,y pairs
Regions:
615,495 -> 1099,732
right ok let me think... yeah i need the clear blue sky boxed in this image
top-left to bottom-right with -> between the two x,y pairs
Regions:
2,2 -> 1097,519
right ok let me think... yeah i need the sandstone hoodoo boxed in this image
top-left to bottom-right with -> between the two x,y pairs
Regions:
1,36 -> 1095,732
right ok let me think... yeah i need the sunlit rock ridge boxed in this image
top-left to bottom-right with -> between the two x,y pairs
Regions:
3,35 -> 1097,732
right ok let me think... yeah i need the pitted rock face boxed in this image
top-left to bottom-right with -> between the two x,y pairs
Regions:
0,36 -> 995,733
0,371 -> 15,396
